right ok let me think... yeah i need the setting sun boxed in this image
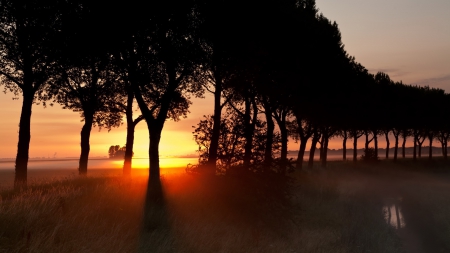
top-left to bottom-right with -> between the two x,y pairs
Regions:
111,157 -> 198,171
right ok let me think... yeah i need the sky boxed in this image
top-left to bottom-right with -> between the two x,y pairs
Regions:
1,0 -> 450,159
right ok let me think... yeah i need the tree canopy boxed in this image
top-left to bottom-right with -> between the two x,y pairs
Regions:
1,0 -> 450,186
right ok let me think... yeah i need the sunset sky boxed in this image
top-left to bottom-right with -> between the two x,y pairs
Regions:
1,0 -> 450,159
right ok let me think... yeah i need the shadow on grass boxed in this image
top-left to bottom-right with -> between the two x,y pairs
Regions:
138,178 -> 176,252
137,170 -> 295,253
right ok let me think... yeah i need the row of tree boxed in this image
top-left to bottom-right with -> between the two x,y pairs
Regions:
193,72 -> 450,172
191,1 -> 450,172
1,0 -> 201,187
1,0 -> 448,188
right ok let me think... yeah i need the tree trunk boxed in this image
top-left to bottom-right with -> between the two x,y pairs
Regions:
14,90 -> 34,188
353,133 -> 358,162
319,135 -> 324,163
279,122 -> 288,172
365,131 -> 370,151
342,132 -> 347,161
243,98 -> 253,168
263,103 -> 274,170
385,132 -> 390,159
123,121 -> 135,176
418,143 -> 422,158
149,125 -> 162,184
132,66 -> 180,184
413,133 -> 418,161
207,78 -> 222,170
274,111 -> 288,171
79,112 -> 94,176
444,139 -> 448,160
441,141 -> 447,159
402,136 -> 407,158
296,137 -> 307,169
374,134 -> 378,158
308,134 -> 319,168
321,136 -> 329,168
123,92 -> 135,176
394,134 -> 399,161
428,136 -> 433,160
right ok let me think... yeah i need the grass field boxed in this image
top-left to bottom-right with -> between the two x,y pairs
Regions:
1,160 -> 450,252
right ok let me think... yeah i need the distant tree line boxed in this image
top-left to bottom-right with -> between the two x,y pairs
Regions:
108,145 -> 133,160
1,0 -> 449,188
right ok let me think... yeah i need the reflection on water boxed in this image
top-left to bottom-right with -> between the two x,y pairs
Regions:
382,198 -> 406,229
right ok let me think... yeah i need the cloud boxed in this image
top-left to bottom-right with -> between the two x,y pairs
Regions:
414,74 -> 450,91
368,68 -> 410,79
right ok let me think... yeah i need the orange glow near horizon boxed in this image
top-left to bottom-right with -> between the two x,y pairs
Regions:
112,157 -> 198,171
0,93 -> 211,159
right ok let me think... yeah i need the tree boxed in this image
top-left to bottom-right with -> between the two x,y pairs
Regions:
401,129 -> 411,159
193,103 -> 281,173
392,128 -> 401,161
308,128 -> 321,168
350,129 -> 364,162
117,1 -> 203,183
319,125 -> 337,168
290,117 -> 313,169
427,130 -> 435,160
340,129 -> 349,161
121,86 -> 144,176
195,0 -> 243,171
50,57 -> 122,175
226,85 -> 259,169
361,147 -> 379,162
383,129 -> 391,159
45,1 -> 123,175
109,145 -> 120,158
108,145 -> 132,160
0,0 -> 61,187
111,74 -> 144,176
436,130 -> 449,159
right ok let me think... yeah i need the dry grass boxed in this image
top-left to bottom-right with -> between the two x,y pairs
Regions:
0,163 -> 418,253
0,176 -> 145,253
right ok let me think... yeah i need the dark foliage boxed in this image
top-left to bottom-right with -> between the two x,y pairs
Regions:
2,0 -> 450,186
361,148 -> 380,163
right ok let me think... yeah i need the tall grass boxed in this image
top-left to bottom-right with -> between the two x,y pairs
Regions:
0,164 -> 409,253
0,176 -> 145,253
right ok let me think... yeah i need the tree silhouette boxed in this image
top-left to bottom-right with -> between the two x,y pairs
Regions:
49,57 -> 122,175
192,109 -> 273,172
114,1 -> 203,183
350,129 -> 364,162
44,1 -> 123,175
120,84 -> 144,176
195,0 -> 247,171
0,0 -> 61,187
109,68 -> 145,176
5,0 -> 450,187
308,128 -> 321,168
108,145 -> 132,159
108,145 -> 120,159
